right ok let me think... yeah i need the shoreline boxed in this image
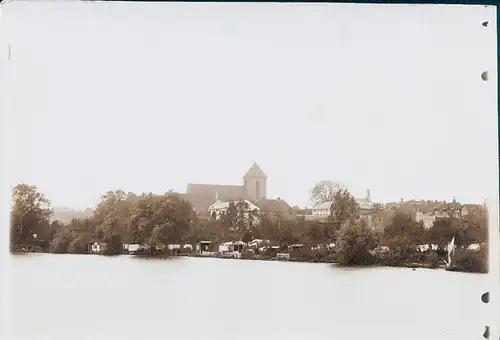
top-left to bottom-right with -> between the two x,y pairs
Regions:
10,251 -> 484,273
131,253 -> 464,272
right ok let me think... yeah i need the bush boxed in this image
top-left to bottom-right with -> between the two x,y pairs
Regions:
377,246 -> 421,266
292,248 -> 336,263
320,251 -> 337,263
454,246 -> 488,273
379,252 -> 406,266
423,251 -> 439,268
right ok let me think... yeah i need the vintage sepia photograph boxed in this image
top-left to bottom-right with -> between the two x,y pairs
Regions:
1,2 -> 498,340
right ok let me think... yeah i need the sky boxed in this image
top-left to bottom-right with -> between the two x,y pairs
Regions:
0,2 -> 497,210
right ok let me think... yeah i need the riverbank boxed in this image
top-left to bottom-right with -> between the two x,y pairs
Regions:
133,253 -> 479,272
11,248 -> 486,273
129,251 -> 485,273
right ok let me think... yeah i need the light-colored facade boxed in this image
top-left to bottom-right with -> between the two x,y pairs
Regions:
415,211 -> 436,229
311,189 -> 374,220
311,201 -> 332,217
415,209 -> 460,229
208,199 -> 260,222
91,242 -> 108,253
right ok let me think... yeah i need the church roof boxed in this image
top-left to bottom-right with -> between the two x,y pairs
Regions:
257,198 -> 291,214
243,162 -> 267,179
185,184 -> 249,214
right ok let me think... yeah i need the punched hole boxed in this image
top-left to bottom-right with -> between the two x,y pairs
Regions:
481,292 -> 489,303
483,325 -> 489,339
481,71 -> 488,81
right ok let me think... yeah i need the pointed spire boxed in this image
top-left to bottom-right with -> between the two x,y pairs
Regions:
243,162 -> 267,179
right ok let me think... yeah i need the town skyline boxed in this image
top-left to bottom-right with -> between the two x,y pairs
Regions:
12,161 -> 489,212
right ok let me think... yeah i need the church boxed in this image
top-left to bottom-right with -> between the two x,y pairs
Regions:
185,162 -> 272,216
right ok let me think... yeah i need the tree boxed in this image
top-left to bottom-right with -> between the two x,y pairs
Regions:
93,190 -> 136,243
128,193 -> 194,247
310,180 -> 344,207
103,234 -> 124,256
90,190 -> 149,254
257,212 -> 281,243
278,224 -> 299,248
454,243 -> 488,273
335,219 -> 378,266
329,188 -> 360,231
189,219 -> 220,243
310,182 -> 359,244
10,184 -> 52,251
242,226 -> 262,243
428,218 -> 459,249
50,232 -> 71,253
461,213 -> 488,245
219,201 -> 259,234
48,217 -> 96,254
307,223 -> 328,246
67,235 -> 87,254
382,212 -> 426,248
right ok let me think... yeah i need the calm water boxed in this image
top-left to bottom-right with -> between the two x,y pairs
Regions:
4,254 -> 491,340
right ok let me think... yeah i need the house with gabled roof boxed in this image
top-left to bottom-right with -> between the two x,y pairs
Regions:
257,198 -> 291,214
461,204 -> 485,217
208,199 -> 260,221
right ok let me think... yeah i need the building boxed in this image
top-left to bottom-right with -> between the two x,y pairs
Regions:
91,242 -> 108,253
185,162 -> 267,216
415,208 -> 461,229
256,197 -> 293,218
357,190 -> 374,213
387,198 -> 462,215
415,211 -> 436,229
208,199 -> 260,221
461,204 -> 485,217
365,210 -> 397,231
311,201 -> 332,218
311,189 -> 374,220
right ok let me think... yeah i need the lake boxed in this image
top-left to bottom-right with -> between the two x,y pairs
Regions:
4,254 -> 491,340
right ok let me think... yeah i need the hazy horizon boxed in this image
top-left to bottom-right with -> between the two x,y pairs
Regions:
1,2 -> 497,210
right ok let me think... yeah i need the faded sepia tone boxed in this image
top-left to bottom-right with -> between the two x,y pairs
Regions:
1,2 -> 497,340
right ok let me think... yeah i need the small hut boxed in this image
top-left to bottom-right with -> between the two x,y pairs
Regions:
231,241 -> 245,253
197,240 -> 214,254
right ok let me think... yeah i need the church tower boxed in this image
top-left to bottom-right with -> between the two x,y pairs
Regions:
243,162 -> 267,201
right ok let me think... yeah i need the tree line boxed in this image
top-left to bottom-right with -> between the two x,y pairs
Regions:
10,182 -> 488,271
